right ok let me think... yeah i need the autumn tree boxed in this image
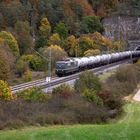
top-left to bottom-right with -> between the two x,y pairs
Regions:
84,49 -> 101,56
91,32 -> 112,51
38,0 -> 64,26
63,0 -> 75,18
73,0 -> 94,16
40,45 -> 67,68
36,17 -> 52,50
15,21 -> 34,54
0,13 -> 4,29
0,38 -> 15,79
78,36 -> 93,56
35,36 -> 48,50
64,35 -> 79,56
81,16 -> 104,34
0,55 -> 10,80
113,41 -> 123,51
74,71 -> 102,93
39,17 -> 51,38
54,22 -> 68,39
65,17 -> 81,36
74,71 -> 102,104
88,0 -> 119,17
48,33 -> 61,46
0,80 -> 13,101
16,58 -> 29,76
16,54 -> 45,75
0,1 -> 27,27
0,31 -> 19,57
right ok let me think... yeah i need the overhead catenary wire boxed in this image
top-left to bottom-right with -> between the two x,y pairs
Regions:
31,47 -> 48,61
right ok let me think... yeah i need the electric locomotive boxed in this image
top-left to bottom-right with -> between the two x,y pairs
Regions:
55,51 -> 140,77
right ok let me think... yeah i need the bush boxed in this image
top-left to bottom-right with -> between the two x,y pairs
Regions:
52,84 -> 74,99
29,56 -> 45,71
0,80 -> 14,101
16,59 -> 28,76
115,65 -> 139,84
74,71 -> 102,94
82,88 -> 103,106
63,95 -> 108,123
17,87 -> 51,102
98,90 -> 123,112
17,55 -> 45,73
106,64 -> 140,97
23,70 -> 32,82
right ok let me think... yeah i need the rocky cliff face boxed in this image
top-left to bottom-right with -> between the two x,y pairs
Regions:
103,16 -> 140,49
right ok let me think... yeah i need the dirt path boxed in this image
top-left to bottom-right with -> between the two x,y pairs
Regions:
133,89 -> 140,102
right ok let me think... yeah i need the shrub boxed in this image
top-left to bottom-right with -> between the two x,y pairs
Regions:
16,59 -> 28,76
29,56 -> 45,71
74,71 -> 102,93
17,87 -> 51,102
115,65 -> 139,83
0,80 -> 13,101
63,95 -> 108,123
98,90 -> 123,112
23,70 -> 32,82
52,84 -> 74,99
82,88 -> 103,106
17,55 -> 45,72
106,64 -> 140,97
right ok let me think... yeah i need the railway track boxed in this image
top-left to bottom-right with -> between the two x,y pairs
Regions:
11,59 -> 131,93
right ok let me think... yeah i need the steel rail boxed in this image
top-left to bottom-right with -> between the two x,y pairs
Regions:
11,59 -> 130,93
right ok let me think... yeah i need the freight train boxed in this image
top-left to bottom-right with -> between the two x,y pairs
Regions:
55,51 -> 140,77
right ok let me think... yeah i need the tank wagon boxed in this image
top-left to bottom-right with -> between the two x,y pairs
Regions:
55,51 -> 140,76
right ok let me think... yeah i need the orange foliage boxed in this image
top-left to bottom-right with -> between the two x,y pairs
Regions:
1,0 -> 20,5
74,0 -> 94,16
63,0 -> 75,17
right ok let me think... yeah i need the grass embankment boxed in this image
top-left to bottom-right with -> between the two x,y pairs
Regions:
0,102 -> 140,140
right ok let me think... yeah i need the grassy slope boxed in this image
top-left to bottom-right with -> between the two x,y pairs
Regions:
0,102 -> 140,140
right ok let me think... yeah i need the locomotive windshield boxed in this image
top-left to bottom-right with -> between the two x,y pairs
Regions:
56,62 -> 68,69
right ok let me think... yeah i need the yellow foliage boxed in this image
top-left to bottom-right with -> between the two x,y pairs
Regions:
43,45 -> 67,61
64,35 -> 79,56
39,17 -> 51,37
0,37 -> 4,45
91,32 -> 113,50
23,70 -> 32,82
113,41 -> 123,51
84,49 -> 101,56
48,33 -> 61,46
0,31 -> 19,57
40,45 -> 67,68
0,80 -> 14,101
136,59 -> 140,65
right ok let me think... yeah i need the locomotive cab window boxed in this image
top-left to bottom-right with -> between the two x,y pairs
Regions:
56,62 -> 67,69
